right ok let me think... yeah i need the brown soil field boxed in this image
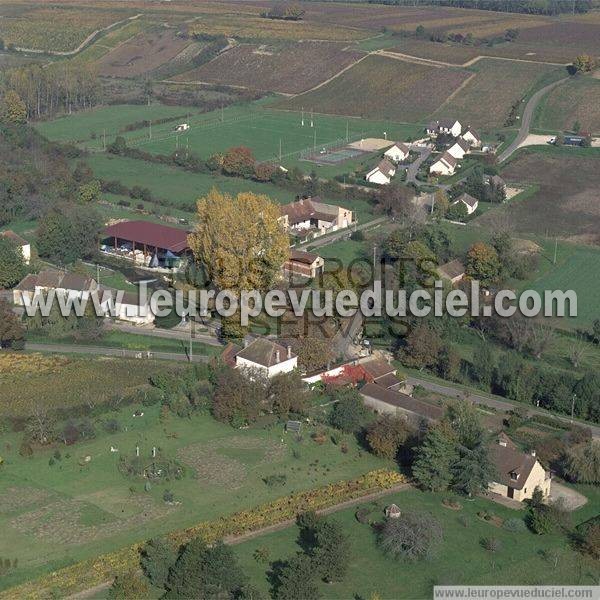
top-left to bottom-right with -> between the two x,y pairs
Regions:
97,29 -> 192,77
175,41 -> 364,94
274,54 -> 471,121
432,58 -> 562,129
480,151 -> 600,243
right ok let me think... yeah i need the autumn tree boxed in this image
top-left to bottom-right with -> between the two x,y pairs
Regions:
0,299 -> 25,348
222,146 -> 256,177
366,415 -> 411,459
189,189 -> 289,291
432,189 -> 450,218
329,387 -> 372,433
0,237 -> 27,289
0,90 -> 27,124
573,54 -> 596,73
465,242 -> 501,285
108,570 -> 149,600
376,183 -> 414,219
398,324 -> 442,369
291,336 -> 336,372
269,370 -> 309,416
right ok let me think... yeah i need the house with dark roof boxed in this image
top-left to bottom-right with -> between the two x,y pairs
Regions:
13,269 -> 97,306
366,158 -> 396,185
280,197 -> 353,238
384,142 -> 410,163
451,192 -> 479,215
284,249 -> 324,279
427,119 -> 462,138
102,220 -> 191,270
447,137 -> 471,160
438,259 -> 466,285
429,152 -> 457,176
231,337 -> 298,379
0,230 -> 31,264
488,432 -> 551,502
461,126 -> 482,148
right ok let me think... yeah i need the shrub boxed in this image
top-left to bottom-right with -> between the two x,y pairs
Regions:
503,518 -> 527,533
263,474 -> 287,487
481,537 -> 502,553
378,511 -> 443,562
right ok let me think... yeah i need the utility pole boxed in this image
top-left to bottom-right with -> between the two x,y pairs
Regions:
310,108 -> 314,128
189,317 -> 193,363
571,393 -> 576,423
149,120 -> 152,140
301,107 -> 304,127
346,120 -> 349,142
103,128 -> 106,151
279,138 -> 282,161
553,238 -> 558,264
313,129 -> 316,151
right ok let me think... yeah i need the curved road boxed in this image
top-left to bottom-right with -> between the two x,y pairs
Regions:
497,76 -> 570,163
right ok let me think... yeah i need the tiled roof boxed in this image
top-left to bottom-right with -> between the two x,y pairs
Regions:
489,433 -> 538,490
360,383 -> 444,422
438,259 -> 465,280
0,230 -> 28,246
281,198 -> 343,226
236,338 -> 297,368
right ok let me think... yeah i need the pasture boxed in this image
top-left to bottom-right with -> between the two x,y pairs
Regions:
174,41 -> 364,95
0,402 -> 389,589
535,76 -> 600,134
232,486 -> 599,599
432,59 -> 564,130
275,55 -> 471,122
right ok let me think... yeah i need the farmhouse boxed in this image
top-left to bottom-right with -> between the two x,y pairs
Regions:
95,287 -> 155,326
486,174 -> 507,192
228,337 -> 298,379
447,138 -> 471,160
283,249 -> 324,279
462,126 -> 482,147
488,433 -> 551,502
438,259 -> 466,285
384,142 -> 410,163
14,269 -> 97,306
101,221 -> 191,270
366,158 -> 396,185
0,230 -> 31,264
429,152 -> 457,176
427,119 -> 462,138
452,192 -> 479,215
360,383 -> 444,428
280,197 -> 353,238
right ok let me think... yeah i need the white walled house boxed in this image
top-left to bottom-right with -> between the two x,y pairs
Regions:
96,288 -> 155,326
462,126 -> 482,148
280,197 -> 353,238
0,230 -> 31,265
447,138 -> 470,160
366,158 -> 396,185
384,142 -> 410,163
452,192 -> 479,215
234,338 -> 298,379
429,152 -> 457,176
427,119 -> 462,138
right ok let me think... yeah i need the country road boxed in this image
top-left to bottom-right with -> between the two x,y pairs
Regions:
25,342 -> 210,363
497,76 -> 570,163
407,376 -> 600,439
298,216 -> 387,251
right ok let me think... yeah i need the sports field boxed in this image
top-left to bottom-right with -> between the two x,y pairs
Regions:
36,102 -> 423,171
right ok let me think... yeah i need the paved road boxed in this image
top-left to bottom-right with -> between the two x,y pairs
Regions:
107,321 -> 222,347
406,146 -> 432,184
25,342 -> 210,363
497,77 -> 570,163
407,375 -> 600,439
298,217 -> 387,251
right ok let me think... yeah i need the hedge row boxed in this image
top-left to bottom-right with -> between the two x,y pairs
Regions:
3,469 -> 404,599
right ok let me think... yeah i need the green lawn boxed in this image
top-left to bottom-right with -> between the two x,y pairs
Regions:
231,487 -> 599,599
0,404 -> 390,590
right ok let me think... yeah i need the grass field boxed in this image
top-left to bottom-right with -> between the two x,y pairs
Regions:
535,76 -> 600,134
432,59 -> 563,130
275,55 -> 471,122
0,402 -> 389,589
231,486 -> 599,599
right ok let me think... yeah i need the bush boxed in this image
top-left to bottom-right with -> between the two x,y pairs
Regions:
503,518 -> 527,533
378,511 -> 443,562
481,537 -> 502,553
263,474 -> 287,487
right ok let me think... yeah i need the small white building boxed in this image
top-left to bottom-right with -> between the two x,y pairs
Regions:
175,123 -> 190,132
0,230 -> 31,265
461,126 -> 482,148
429,152 -> 457,176
384,142 -> 410,163
96,288 -> 155,326
447,138 -> 471,160
427,119 -> 462,138
451,192 -> 479,215
234,338 -> 298,379
366,158 -> 396,185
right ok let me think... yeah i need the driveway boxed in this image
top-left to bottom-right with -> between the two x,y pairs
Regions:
406,145 -> 432,185
549,481 -> 588,511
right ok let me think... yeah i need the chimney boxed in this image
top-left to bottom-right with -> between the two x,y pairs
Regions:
531,450 -> 536,457
287,345 -> 292,359
275,350 -> 280,363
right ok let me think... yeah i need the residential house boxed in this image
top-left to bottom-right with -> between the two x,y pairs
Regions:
384,142 -> 410,163
230,337 -> 298,379
488,432 -> 551,502
366,158 -> 396,185
438,259 -> 466,285
429,152 -> 457,176
427,119 -> 462,138
94,287 -> 155,326
360,383 -> 444,428
280,197 -> 353,238
14,269 -> 98,306
486,174 -> 507,193
451,192 -> 479,215
447,138 -> 471,160
283,249 -> 324,279
0,230 -> 31,264
461,126 -> 482,147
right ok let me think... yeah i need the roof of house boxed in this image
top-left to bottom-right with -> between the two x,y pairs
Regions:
288,249 -> 321,265
433,152 -> 457,169
360,357 -> 395,380
438,259 -> 466,281
281,198 -> 347,226
60,272 -> 96,292
360,383 -> 445,422
13,273 -> 38,292
489,174 -> 506,187
489,433 -> 539,490
375,372 -> 403,389
377,158 -> 396,177
386,142 -> 410,155
14,269 -> 96,293
463,126 -> 481,141
451,138 -> 470,152
235,337 -> 297,368
0,230 -> 28,246
221,342 -> 242,367
104,220 -> 191,253
429,118 -> 459,131
453,192 -> 479,208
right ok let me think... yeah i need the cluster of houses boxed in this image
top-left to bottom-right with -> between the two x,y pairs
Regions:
223,336 -> 552,504
365,142 -> 410,185
428,119 -> 482,176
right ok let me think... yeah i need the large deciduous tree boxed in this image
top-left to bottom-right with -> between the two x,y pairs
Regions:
0,90 -> 27,125
365,415 -> 411,460
0,237 -> 26,288
0,299 -> 25,348
329,387 -> 372,433
378,511 -> 443,562
465,242 -> 501,286
189,189 -> 289,291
